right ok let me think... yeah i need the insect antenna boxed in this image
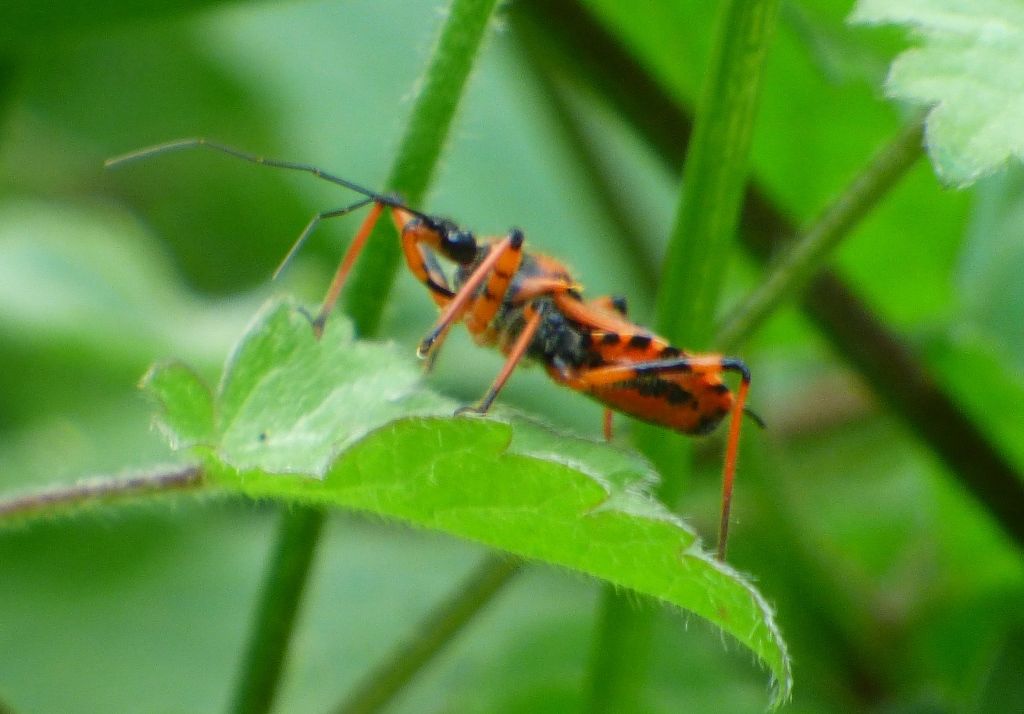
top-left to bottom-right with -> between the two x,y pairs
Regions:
743,406 -> 766,429
105,137 -> 431,218
105,137 -> 441,278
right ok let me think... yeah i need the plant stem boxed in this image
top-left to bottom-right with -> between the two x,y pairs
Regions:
716,118 -> 925,350
0,465 -> 203,523
587,0 -> 782,708
229,2 -> 502,712
229,507 -> 326,714
345,0 -> 501,337
656,0 -> 781,349
334,555 -> 522,714
585,591 -> 658,713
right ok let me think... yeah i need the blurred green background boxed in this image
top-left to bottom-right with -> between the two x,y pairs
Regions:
1,0 -> 1022,712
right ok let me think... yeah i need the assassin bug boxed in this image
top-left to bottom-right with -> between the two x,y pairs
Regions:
107,138 -> 757,560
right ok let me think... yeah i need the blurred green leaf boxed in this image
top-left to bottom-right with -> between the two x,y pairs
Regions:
0,0 -> 236,50
0,199 -> 247,366
851,0 -> 1024,186
8,23 -> 320,294
972,624 -> 1024,713
959,165 -> 1024,369
924,333 -> 1024,471
143,298 -> 792,703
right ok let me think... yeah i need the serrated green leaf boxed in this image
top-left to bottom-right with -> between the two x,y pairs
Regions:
141,361 -> 215,449
851,0 -> 1024,186
143,297 -> 792,704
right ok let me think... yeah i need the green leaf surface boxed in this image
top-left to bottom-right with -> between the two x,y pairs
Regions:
143,298 -> 791,704
851,0 -> 1024,186
142,362 -> 216,450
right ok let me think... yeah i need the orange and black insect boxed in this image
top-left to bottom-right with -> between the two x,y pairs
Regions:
107,139 -> 758,560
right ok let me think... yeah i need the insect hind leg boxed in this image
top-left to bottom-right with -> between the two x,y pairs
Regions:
715,357 -> 751,562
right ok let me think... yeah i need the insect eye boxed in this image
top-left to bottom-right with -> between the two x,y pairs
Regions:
444,229 -> 477,264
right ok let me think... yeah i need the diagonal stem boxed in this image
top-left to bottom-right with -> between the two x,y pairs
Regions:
333,555 -> 523,714
716,118 -> 926,350
656,0 -> 781,349
344,0 -> 503,338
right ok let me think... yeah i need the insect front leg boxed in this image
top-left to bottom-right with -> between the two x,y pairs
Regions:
417,229 -> 525,360
456,302 -> 545,416
307,201 -> 386,336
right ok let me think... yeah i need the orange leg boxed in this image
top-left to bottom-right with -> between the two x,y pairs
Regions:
602,408 -> 614,442
588,295 -> 628,316
302,202 -> 458,336
457,304 -> 545,415
717,374 -> 750,562
555,356 -> 751,561
464,229 -> 526,337
417,231 -> 524,359
510,276 -> 576,303
399,222 -> 456,308
272,198 -> 376,280
311,201 -> 386,336
421,321 -> 454,373
591,295 -> 627,442
554,356 -> 733,388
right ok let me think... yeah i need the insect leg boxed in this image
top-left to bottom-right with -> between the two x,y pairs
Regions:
456,303 -> 545,416
588,295 -> 628,316
300,202 -> 457,337
417,230 -> 525,359
602,409 -> 614,442
463,229 -> 525,338
587,295 -> 629,439
555,356 -> 751,561
401,227 -> 456,309
272,198 -> 376,280
309,201 -> 386,336
717,358 -> 751,562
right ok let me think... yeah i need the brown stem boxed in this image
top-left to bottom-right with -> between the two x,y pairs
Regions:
0,465 -> 204,522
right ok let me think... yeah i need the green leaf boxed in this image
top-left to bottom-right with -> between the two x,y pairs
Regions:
143,297 -> 792,704
851,0 -> 1024,186
141,361 -> 215,450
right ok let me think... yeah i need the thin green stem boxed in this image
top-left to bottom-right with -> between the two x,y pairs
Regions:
229,2 -> 502,712
0,465 -> 203,524
333,555 -> 523,714
588,0 -> 781,709
345,0 -> 501,337
656,0 -> 781,349
229,507 -> 326,714
585,591 -> 658,713
716,118 -> 925,350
